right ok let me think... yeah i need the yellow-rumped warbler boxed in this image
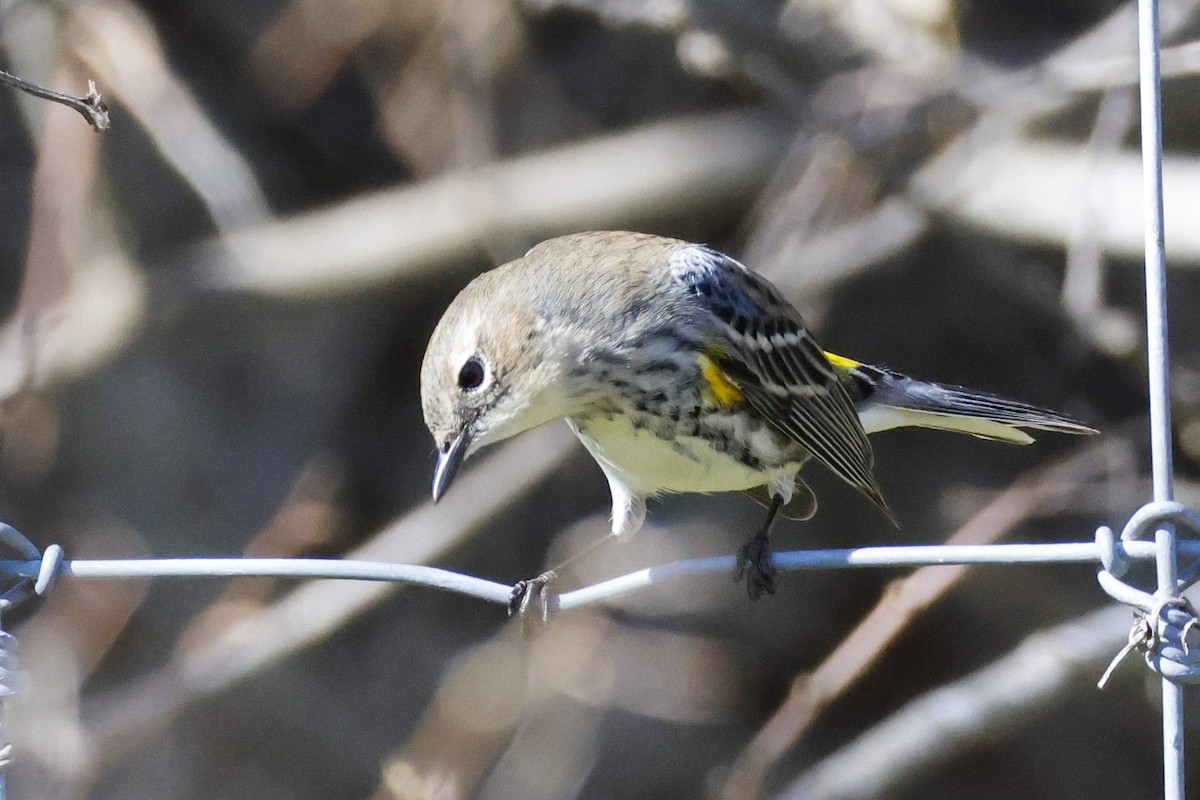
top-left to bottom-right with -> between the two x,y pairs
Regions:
420,231 -> 1095,606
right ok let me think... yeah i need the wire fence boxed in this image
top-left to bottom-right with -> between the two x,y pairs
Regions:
0,0 -> 1194,798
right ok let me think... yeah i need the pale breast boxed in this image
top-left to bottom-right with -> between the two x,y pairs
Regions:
569,413 -> 799,496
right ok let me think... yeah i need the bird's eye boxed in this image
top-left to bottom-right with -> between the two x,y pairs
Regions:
457,356 -> 486,391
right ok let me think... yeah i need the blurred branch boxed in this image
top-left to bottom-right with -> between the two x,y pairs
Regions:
1030,38 -> 1200,96
781,0 -> 966,84
1062,88 -> 1135,313
74,423 -> 576,770
1061,88 -> 1140,355
381,612 -> 741,800
187,109 -> 789,295
0,72 -> 109,131
248,0 -> 389,112
10,528 -> 151,788
755,196 -> 927,306
0,63 -> 144,407
746,136 -> 929,304
746,0 -> 1200,319
520,0 -> 687,29
720,437 -> 1119,800
777,603 -> 1133,800
68,0 -> 271,231
911,137 -> 1200,264
972,0 -> 1200,111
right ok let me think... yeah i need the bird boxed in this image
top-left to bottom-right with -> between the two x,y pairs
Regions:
420,231 -> 1096,612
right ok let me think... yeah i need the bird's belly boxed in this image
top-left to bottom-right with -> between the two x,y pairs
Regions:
568,414 -> 784,495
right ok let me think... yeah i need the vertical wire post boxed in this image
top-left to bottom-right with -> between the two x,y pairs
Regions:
1139,0 -> 1173,505
0,607 -> 8,800
1136,0 -> 1184,796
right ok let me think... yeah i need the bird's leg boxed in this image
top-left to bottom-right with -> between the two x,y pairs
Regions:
508,532 -> 617,630
736,494 -> 782,600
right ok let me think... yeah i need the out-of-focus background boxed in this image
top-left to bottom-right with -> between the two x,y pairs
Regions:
2,0 -> 1200,797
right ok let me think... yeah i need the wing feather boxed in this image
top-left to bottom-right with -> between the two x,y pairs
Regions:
670,245 -> 888,512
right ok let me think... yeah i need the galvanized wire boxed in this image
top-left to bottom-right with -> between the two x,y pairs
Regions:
1134,0 -> 1188,794
0,533 -> 1182,614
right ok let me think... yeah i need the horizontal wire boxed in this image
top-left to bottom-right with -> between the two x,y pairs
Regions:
57,559 -> 516,604
0,537 -> 1192,612
559,541 -> 1189,610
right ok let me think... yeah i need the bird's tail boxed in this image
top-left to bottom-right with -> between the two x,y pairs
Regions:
824,353 -> 1097,444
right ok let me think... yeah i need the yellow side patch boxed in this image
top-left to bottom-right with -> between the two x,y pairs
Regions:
823,351 -> 862,371
698,354 -> 744,407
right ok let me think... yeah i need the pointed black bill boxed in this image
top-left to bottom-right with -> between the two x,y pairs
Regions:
432,430 -> 470,503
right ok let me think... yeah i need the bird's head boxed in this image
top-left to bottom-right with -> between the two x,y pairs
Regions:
420,264 -> 576,503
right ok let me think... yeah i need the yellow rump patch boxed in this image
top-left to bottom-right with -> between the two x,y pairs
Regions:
823,351 -> 862,371
698,354 -> 743,407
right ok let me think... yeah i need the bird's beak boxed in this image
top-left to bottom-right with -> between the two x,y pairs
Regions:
432,430 -> 471,503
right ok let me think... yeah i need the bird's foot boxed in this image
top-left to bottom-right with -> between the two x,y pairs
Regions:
735,531 -> 777,600
509,570 -> 558,633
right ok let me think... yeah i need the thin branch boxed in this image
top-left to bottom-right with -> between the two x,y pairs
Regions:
0,72 -> 109,131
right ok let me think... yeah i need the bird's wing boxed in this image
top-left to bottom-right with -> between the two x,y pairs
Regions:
669,245 -> 888,512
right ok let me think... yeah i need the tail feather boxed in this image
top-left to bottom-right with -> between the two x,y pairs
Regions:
830,358 -> 1098,443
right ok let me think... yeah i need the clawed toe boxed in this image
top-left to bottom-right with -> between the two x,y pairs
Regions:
735,532 -> 777,600
509,570 -> 558,632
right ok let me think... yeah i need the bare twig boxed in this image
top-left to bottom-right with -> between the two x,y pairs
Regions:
0,71 -> 109,131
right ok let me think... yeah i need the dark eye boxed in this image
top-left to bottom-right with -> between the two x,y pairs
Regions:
457,357 -> 486,390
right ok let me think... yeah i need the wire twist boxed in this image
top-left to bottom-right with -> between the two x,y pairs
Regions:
0,525 -> 58,611
0,523 -> 48,795
1096,502 -> 1200,685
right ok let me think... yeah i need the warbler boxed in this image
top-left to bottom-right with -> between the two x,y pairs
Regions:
420,231 -> 1095,607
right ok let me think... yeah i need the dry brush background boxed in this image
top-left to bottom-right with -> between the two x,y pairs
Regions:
1,0 -> 1199,797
